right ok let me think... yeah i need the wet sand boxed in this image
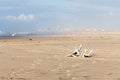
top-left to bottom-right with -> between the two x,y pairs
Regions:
0,33 -> 120,80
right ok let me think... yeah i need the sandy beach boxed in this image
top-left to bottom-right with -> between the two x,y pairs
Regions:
0,33 -> 120,80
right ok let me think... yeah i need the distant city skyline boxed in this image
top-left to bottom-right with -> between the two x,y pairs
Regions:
0,0 -> 120,34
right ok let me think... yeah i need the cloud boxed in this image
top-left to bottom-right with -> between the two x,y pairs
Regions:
0,30 -> 2,34
108,12 -> 114,16
0,30 -> 6,35
6,14 -> 35,21
38,26 -> 76,34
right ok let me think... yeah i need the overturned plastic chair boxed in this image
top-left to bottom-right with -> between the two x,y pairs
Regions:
81,49 -> 93,58
67,44 -> 83,57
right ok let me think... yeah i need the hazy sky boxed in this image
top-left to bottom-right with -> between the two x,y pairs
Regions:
0,0 -> 120,33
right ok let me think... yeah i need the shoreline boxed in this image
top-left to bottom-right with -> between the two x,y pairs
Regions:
0,31 -> 120,38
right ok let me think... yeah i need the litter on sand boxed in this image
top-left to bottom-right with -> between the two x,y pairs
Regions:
67,44 -> 93,58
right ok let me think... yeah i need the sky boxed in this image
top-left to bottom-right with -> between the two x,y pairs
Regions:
0,0 -> 120,34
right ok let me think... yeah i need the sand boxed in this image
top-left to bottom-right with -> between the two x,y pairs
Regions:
0,33 -> 120,80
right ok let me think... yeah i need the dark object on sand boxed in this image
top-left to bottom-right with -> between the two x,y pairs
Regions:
29,38 -> 32,41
